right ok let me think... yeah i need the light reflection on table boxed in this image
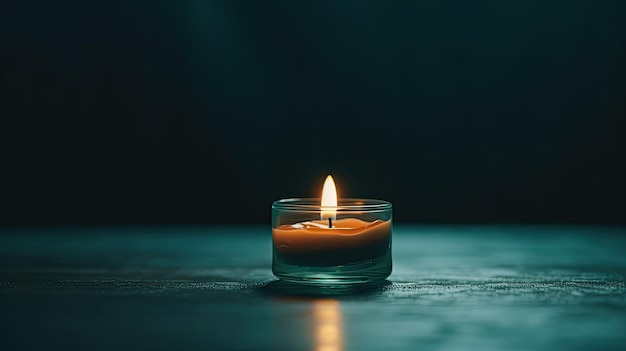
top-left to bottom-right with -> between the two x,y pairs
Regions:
313,299 -> 343,351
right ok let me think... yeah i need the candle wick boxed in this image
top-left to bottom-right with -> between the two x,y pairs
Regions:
328,218 -> 333,228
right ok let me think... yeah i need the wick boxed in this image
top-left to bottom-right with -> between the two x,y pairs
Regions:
328,218 -> 333,228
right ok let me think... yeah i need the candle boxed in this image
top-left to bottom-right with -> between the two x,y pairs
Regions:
272,175 -> 392,284
273,218 -> 392,266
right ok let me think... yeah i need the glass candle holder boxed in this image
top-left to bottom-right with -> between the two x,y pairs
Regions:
272,198 -> 392,284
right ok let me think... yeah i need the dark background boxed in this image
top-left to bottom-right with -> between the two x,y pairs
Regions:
1,1 -> 624,226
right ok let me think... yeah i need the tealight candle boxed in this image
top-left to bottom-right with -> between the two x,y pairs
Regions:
272,175 -> 392,284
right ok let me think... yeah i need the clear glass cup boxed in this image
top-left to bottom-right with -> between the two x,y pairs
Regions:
272,198 -> 392,284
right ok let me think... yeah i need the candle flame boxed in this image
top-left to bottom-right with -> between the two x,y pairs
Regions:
321,175 -> 337,220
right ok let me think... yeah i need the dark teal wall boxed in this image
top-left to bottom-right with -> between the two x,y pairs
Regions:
1,1 -> 624,225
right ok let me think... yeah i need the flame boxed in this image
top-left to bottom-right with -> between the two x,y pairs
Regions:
321,175 -> 338,221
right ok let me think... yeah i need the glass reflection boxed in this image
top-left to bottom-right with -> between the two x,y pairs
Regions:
312,300 -> 343,351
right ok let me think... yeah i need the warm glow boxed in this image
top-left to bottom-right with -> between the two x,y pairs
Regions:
321,175 -> 338,221
313,300 -> 343,351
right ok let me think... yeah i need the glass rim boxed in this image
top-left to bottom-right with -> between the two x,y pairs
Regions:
272,198 -> 392,211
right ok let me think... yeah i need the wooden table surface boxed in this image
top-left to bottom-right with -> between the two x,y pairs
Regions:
1,225 -> 625,350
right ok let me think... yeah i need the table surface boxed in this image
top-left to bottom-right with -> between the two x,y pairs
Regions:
1,225 -> 625,351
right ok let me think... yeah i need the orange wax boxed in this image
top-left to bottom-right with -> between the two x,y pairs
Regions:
273,218 -> 391,265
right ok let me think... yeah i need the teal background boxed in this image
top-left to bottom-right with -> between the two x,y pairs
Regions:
1,1 -> 624,226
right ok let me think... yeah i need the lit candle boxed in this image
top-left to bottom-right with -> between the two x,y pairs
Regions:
271,175 -> 392,284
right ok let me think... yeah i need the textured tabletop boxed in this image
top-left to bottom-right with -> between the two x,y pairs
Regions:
1,225 -> 625,351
